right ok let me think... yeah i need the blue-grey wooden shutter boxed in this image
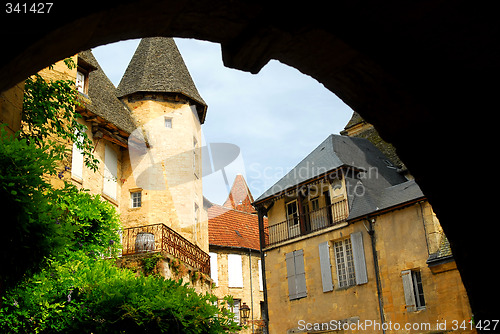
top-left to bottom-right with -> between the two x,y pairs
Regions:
401,270 -> 416,312
294,249 -> 307,298
286,252 -> 297,300
318,242 -> 334,292
351,232 -> 368,285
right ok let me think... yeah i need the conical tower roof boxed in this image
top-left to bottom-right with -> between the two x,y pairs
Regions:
223,174 -> 255,213
116,37 -> 207,122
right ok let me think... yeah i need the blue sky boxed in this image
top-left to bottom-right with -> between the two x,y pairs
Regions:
92,38 -> 353,205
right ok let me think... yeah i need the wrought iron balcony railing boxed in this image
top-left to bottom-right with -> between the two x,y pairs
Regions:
264,199 -> 348,247
121,223 -> 210,275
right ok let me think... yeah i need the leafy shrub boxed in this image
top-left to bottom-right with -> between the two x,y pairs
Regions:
0,252 -> 240,334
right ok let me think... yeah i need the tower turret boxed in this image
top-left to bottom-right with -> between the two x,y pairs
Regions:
118,37 -> 208,252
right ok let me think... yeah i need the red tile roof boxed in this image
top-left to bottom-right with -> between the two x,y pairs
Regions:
223,174 -> 255,213
208,204 -> 267,251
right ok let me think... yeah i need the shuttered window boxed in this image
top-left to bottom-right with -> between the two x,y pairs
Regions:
228,254 -> 243,288
71,132 -> 84,179
333,232 -> 368,288
351,232 -> 368,285
402,269 -> 426,312
209,252 -> 218,286
231,299 -> 241,325
285,249 -> 307,300
318,241 -> 334,292
103,144 -> 118,200
258,259 -> 263,291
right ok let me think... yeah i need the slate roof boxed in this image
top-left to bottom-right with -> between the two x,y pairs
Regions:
77,50 -> 136,134
254,134 -> 407,203
115,37 -> 207,122
253,133 -> 428,224
427,235 -> 454,264
223,174 -> 255,213
346,179 -> 425,220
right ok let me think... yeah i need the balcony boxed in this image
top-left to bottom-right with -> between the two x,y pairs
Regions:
265,199 -> 348,247
121,223 -> 210,275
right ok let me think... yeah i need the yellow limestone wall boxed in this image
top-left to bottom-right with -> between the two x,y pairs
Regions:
210,248 -> 265,334
120,95 -> 207,252
375,202 -> 474,334
264,201 -> 474,334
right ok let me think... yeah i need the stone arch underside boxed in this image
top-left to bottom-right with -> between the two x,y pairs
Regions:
1,0 -> 498,325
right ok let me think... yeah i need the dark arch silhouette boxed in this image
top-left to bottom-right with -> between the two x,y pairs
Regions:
1,0 -> 498,326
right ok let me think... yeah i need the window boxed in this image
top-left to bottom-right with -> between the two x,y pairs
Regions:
334,238 -> 356,288
228,254 -> 243,288
333,232 -> 368,288
71,130 -> 84,179
285,249 -> 307,300
311,198 -> 320,211
76,69 -> 88,94
286,200 -> 300,238
209,252 -> 218,286
130,191 -> 142,208
402,269 -> 426,312
164,117 -> 172,128
258,259 -> 263,291
103,144 -> 118,200
231,299 -> 241,325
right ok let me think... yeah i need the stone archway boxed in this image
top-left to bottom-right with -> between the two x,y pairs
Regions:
1,0 -> 498,326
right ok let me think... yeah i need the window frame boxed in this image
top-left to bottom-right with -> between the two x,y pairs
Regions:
164,117 -> 173,128
401,269 -> 426,312
103,144 -> 118,200
227,253 -> 243,288
76,67 -> 89,94
130,191 -> 142,208
412,270 -> 426,310
333,238 -> 356,288
231,299 -> 241,325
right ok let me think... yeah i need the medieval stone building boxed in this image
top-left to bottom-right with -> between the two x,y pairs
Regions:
76,37 -> 211,288
0,37 -> 213,291
254,115 -> 475,334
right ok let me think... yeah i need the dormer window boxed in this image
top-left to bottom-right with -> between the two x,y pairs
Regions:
76,68 -> 88,94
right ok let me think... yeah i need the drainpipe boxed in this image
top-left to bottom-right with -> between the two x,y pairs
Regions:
257,206 -> 269,334
366,217 -> 386,334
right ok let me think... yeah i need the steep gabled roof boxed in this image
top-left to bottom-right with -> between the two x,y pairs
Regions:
223,174 -> 255,213
254,134 -> 407,203
77,50 -> 136,135
116,37 -> 207,122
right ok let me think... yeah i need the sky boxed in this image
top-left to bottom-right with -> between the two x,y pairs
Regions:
92,38 -> 353,205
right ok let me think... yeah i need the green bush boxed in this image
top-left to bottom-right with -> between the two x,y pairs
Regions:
0,252 -> 239,334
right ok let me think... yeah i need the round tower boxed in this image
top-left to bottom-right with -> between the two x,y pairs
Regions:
116,37 -> 208,251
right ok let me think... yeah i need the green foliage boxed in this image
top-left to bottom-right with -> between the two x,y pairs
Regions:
0,252 -> 240,334
0,126 -> 60,287
21,57 -> 98,171
140,253 -> 164,276
0,126 -> 121,288
50,184 -> 121,258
